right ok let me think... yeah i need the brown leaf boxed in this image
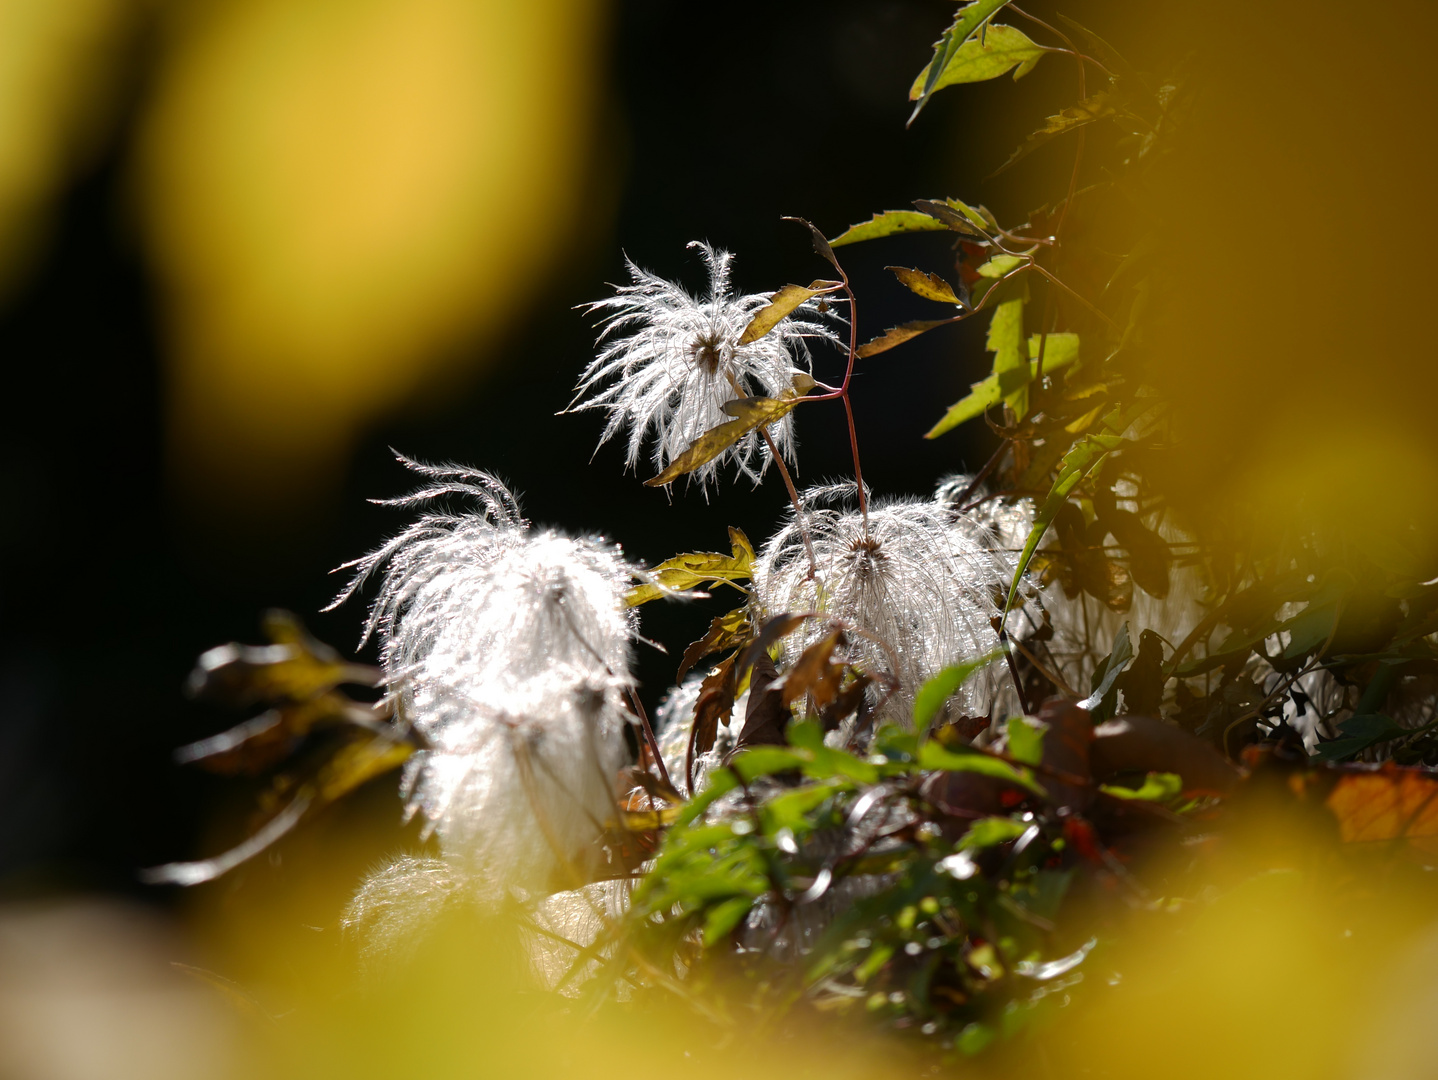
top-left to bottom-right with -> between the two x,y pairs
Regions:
626,526 -> 756,606
687,654 -> 739,792
175,692 -> 364,774
782,215 -> 845,277
677,605 -> 754,682
1036,698 -> 1095,810
734,612 -> 814,687
1103,510 -> 1173,600
819,671 -> 872,731
992,92 -> 1117,177
887,266 -> 964,305
911,198 -> 985,237
1090,715 -> 1238,795
1326,763 -> 1438,856
856,319 -> 956,358
646,395 -> 807,487
733,653 -> 790,753
779,629 -> 846,709
739,279 -> 842,345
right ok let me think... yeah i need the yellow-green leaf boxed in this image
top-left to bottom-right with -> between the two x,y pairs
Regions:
926,334 -> 1081,438
829,210 -> 950,247
909,0 -> 1014,126
646,395 -> 806,487
627,527 -> 756,606
987,296 -> 1028,416
887,266 -> 964,305
739,279 -> 841,345
909,24 -> 1046,98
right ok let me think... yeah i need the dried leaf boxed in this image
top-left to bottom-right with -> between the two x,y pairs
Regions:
315,731 -> 413,803
908,23 -> 1046,97
1327,763 -> 1438,856
887,266 -> 964,305
677,605 -> 754,682
1103,510 -> 1172,599
856,319 -> 955,359
733,653 -> 789,752
783,216 -> 845,277
992,92 -> 1116,176
626,527 -> 756,606
1113,629 -> 1165,716
779,629 -> 846,709
908,0 -> 1014,125
175,692 -> 372,774
739,279 -> 842,345
911,198 -> 985,237
646,395 -> 807,487
829,210 -> 951,247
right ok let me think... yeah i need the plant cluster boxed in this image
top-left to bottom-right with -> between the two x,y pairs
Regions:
156,0 -> 1438,1065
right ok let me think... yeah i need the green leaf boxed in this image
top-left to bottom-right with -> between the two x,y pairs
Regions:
913,649 -> 1003,730
1006,715 -> 1045,766
1100,772 -> 1183,802
829,210 -> 951,247
702,896 -> 755,946
909,24 -> 1045,97
992,92 -> 1116,175
1081,622 -> 1133,719
917,742 -> 1046,798
740,280 -> 842,344
909,0 -> 1014,126
887,266 -> 965,305
926,341 -> 1081,438
1309,714 -> 1408,763
958,815 -> 1031,850
647,394 -> 808,487
1002,403 -> 1149,612
987,296 -> 1028,416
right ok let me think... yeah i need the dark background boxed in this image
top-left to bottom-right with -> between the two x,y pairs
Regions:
0,0 -> 1099,904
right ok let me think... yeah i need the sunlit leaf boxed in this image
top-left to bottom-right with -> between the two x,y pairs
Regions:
779,629 -> 847,709
829,210 -> 950,247
1099,772 -> 1182,802
992,92 -> 1116,175
911,198 -> 986,237
626,527 -> 756,606
315,730 -> 413,802
987,296 -> 1027,416
783,216 -> 846,276
856,319 -> 955,359
739,279 -> 842,345
926,338 -> 1081,438
917,741 -> 1046,798
913,649 -> 1003,731
646,394 -> 807,487
958,815 -> 1030,850
887,266 -> 965,305
1080,622 -> 1133,718
1007,715 -> 1045,766
908,24 -> 1045,97
908,0 -> 1014,126
677,605 -> 754,681
175,691 -> 373,774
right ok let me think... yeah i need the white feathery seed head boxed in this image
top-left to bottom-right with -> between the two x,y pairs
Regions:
570,241 -> 841,490
751,482 -> 1017,730
330,455 -> 639,901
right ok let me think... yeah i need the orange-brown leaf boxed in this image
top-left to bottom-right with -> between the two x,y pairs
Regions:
1327,763 -> 1438,855
856,319 -> 956,358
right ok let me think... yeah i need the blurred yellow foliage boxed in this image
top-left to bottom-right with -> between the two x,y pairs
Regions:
137,0 -> 606,507
0,0 -> 132,295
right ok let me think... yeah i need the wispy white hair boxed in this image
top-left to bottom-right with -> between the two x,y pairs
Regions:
570,241 -> 841,491
751,482 -> 1017,731
330,456 -> 638,901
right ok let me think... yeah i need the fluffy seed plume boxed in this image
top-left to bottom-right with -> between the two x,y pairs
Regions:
570,241 -> 841,490
751,482 -> 1017,730
330,456 -> 638,902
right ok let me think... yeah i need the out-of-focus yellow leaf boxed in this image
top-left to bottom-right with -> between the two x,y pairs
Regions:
137,0 -> 605,509
0,0 -> 132,296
